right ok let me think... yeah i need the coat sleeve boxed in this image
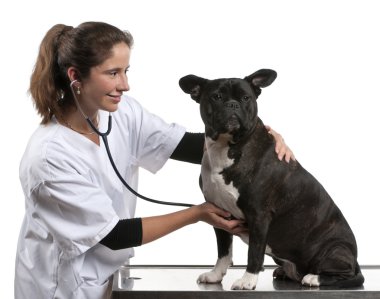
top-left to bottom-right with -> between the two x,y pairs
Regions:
31,173 -> 119,259
120,96 -> 186,173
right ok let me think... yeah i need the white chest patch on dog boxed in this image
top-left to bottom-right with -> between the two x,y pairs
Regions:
201,136 -> 245,220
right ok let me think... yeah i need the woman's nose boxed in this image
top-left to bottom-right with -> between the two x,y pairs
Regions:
118,73 -> 130,91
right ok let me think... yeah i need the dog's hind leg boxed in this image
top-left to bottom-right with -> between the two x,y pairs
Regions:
319,261 -> 364,288
197,228 -> 233,284
302,245 -> 364,287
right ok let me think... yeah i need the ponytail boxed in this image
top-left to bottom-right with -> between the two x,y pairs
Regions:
29,24 -> 73,124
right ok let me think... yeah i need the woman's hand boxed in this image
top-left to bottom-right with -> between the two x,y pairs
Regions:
265,125 -> 296,163
194,202 -> 248,235
141,202 -> 247,245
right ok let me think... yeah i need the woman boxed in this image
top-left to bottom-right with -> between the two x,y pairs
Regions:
15,21 -> 294,299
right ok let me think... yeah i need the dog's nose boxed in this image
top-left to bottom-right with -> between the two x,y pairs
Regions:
224,101 -> 240,110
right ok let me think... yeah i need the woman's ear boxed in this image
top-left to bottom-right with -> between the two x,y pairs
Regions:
67,66 -> 81,84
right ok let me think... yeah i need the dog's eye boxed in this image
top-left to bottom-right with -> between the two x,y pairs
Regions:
211,94 -> 222,102
242,95 -> 250,102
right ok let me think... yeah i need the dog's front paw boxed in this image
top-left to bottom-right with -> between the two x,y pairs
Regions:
197,271 -> 223,284
301,274 -> 320,287
231,271 -> 258,290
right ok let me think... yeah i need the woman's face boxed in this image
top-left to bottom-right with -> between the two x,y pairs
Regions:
79,42 -> 131,116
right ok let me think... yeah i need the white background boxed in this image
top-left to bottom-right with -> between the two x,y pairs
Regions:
1,0 -> 379,297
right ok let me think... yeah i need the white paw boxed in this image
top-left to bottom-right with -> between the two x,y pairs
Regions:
302,274 -> 320,287
197,271 -> 223,284
197,255 -> 232,284
231,271 -> 258,290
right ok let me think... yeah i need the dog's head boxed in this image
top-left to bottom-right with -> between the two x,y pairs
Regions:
179,69 -> 277,141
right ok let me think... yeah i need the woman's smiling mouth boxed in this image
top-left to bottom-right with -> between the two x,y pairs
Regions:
108,94 -> 122,103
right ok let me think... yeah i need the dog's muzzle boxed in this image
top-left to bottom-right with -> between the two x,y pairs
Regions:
225,114 -> 241,132
222,101 -> 242,132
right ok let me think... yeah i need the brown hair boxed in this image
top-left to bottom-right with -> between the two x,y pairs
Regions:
29,22 -> 134,124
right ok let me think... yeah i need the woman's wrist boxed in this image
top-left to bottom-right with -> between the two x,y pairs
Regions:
188,205 -> 202,224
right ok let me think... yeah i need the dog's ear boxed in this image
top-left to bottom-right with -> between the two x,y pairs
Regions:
245,69 -> 277,87
179,75 -> 208,103
244,69 -> 277,97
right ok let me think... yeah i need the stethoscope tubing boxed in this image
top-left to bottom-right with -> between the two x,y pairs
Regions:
101,132 -> 193,208
70,80 -> 194,208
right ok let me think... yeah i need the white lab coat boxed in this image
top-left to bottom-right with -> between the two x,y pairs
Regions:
14,95 -> 186,299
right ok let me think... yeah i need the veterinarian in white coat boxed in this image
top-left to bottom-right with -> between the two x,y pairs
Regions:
14,22 -> 293,299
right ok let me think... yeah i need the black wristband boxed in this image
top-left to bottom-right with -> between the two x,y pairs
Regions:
100,218 -> 143,250
170,132 -> 204,164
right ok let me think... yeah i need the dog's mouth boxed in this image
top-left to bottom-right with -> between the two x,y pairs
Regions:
225,114 -> 241,132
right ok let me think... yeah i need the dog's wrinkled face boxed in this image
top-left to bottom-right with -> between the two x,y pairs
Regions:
179,69 -> 277,141
199,78 -> 256,139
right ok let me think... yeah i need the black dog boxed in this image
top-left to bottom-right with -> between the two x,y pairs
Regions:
179,69 -> 364,290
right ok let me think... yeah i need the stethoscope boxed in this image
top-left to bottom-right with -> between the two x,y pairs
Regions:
70,80 -> 193,208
